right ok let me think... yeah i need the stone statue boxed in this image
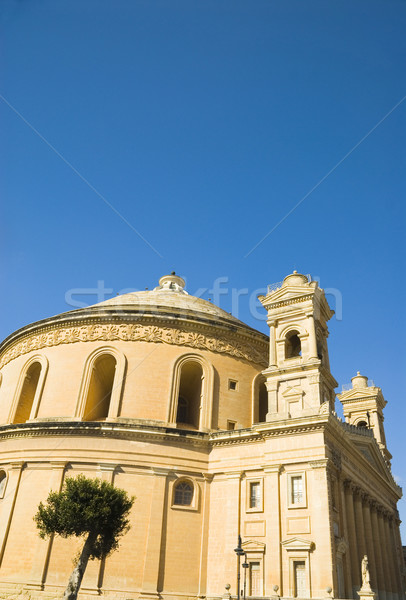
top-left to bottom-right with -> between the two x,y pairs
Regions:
361,555 -> 371,588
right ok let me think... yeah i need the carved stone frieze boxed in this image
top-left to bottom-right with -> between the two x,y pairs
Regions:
0,322 -> 268,369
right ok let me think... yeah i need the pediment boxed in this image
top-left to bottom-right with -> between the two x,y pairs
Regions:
353,436 -> 388,478
339,388 -> 378,401
281,537 -> 315,551
350,436 -> 394,484
242,540 -> 266,553
264,286 -> 313,305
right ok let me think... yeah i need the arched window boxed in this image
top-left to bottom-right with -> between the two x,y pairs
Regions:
13,361 -> 42,424
83,353 -> 117,421
357,420 -> 368,428
285,331 -> 302,358
0,471 -> 7,498
173,480 -> 194,506
252,375 -> 268,424
176,361 -> 203,429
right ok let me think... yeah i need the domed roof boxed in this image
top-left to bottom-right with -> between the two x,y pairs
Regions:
92,273 -> 251,329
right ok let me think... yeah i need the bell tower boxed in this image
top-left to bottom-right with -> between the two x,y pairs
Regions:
258,271 -> 338,420
337,372 -> 391,461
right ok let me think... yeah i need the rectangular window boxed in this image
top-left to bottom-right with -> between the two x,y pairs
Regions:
250,482 -> 261,508
291,476 -> 303,505
227,420 -> 236,430
287,472 -> 307,508
228,379 -> 238,391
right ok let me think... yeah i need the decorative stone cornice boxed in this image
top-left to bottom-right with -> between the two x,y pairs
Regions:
267,294 -> 314,310
0,320 -> 268,369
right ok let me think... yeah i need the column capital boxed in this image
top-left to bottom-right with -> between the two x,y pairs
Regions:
50,461 -> 67,471
262,464 -> 283,474
225,471 -> 244,481
309,459 -> 329,470
9,461 -> 25,471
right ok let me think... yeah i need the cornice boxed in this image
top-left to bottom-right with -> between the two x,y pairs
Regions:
0,421 -> 210,448
0,315 -> 268,369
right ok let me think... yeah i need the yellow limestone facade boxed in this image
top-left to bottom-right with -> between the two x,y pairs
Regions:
0,272 -> 403,600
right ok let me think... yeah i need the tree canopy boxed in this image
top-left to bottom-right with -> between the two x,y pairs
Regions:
34,475 -> 134,600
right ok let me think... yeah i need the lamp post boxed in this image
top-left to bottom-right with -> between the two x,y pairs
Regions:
242,552 -> 249,600
234,535 -> 245,600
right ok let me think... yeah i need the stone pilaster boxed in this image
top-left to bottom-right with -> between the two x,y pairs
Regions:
0,461 -> 24,568
140,468 -> 172,599
263,465 -> 282,596
26,461 -> 67,590
198,473 -> 213,597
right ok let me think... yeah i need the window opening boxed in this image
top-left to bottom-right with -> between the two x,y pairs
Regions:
249,482 -> 261,509
229,379 -> 238,391
176,361 -> 203,429
285,331 -> 302,358
83,354 -> 116,421
291,475 -> 304,505
174,481 -> 193,506
13,361 -> 42,424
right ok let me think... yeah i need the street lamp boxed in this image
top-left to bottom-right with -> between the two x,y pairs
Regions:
242,552 -> 249,600
234,535 -> 245,600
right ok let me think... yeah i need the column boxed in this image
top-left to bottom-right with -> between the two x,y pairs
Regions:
27,461 -> 66,589
362,495 -> 377,590
306,314 -> 318,359
0,461 -> 24,568
343,481 -> 357,596
383,515 -> 398,600
388,517 -> 402,599
265,381 -> 278,417
140,468 -> 171,598
377,509 -> 393,600
392,518 -> 405,597
370,503 -> 385,600
353,488 -> 367,560
264,465 -> 282,596
268,321 -> 277,367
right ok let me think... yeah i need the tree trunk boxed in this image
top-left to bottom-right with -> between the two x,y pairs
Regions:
63,531 -> 97,600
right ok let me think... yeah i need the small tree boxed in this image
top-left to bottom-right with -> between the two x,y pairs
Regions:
34,474 -> 134,600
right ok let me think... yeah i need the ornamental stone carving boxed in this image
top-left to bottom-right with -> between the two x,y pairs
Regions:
0,322 -> 268,369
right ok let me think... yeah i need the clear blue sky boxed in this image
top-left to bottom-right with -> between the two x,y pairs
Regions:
1,1 -> 405,536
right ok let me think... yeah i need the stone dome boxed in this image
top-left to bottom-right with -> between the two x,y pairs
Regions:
91,272 -> 253,330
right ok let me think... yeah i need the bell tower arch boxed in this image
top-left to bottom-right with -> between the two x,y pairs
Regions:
258,271 -> 337,420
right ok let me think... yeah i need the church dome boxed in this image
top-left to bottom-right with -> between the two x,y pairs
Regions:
90,272 -> 254,331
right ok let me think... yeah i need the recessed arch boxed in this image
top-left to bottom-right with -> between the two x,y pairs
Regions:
76,347 -> 127,421
9,355 -> 49,424
252,373 -> 268,424
285,330 -> 302,359
168,353 -> 214,431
